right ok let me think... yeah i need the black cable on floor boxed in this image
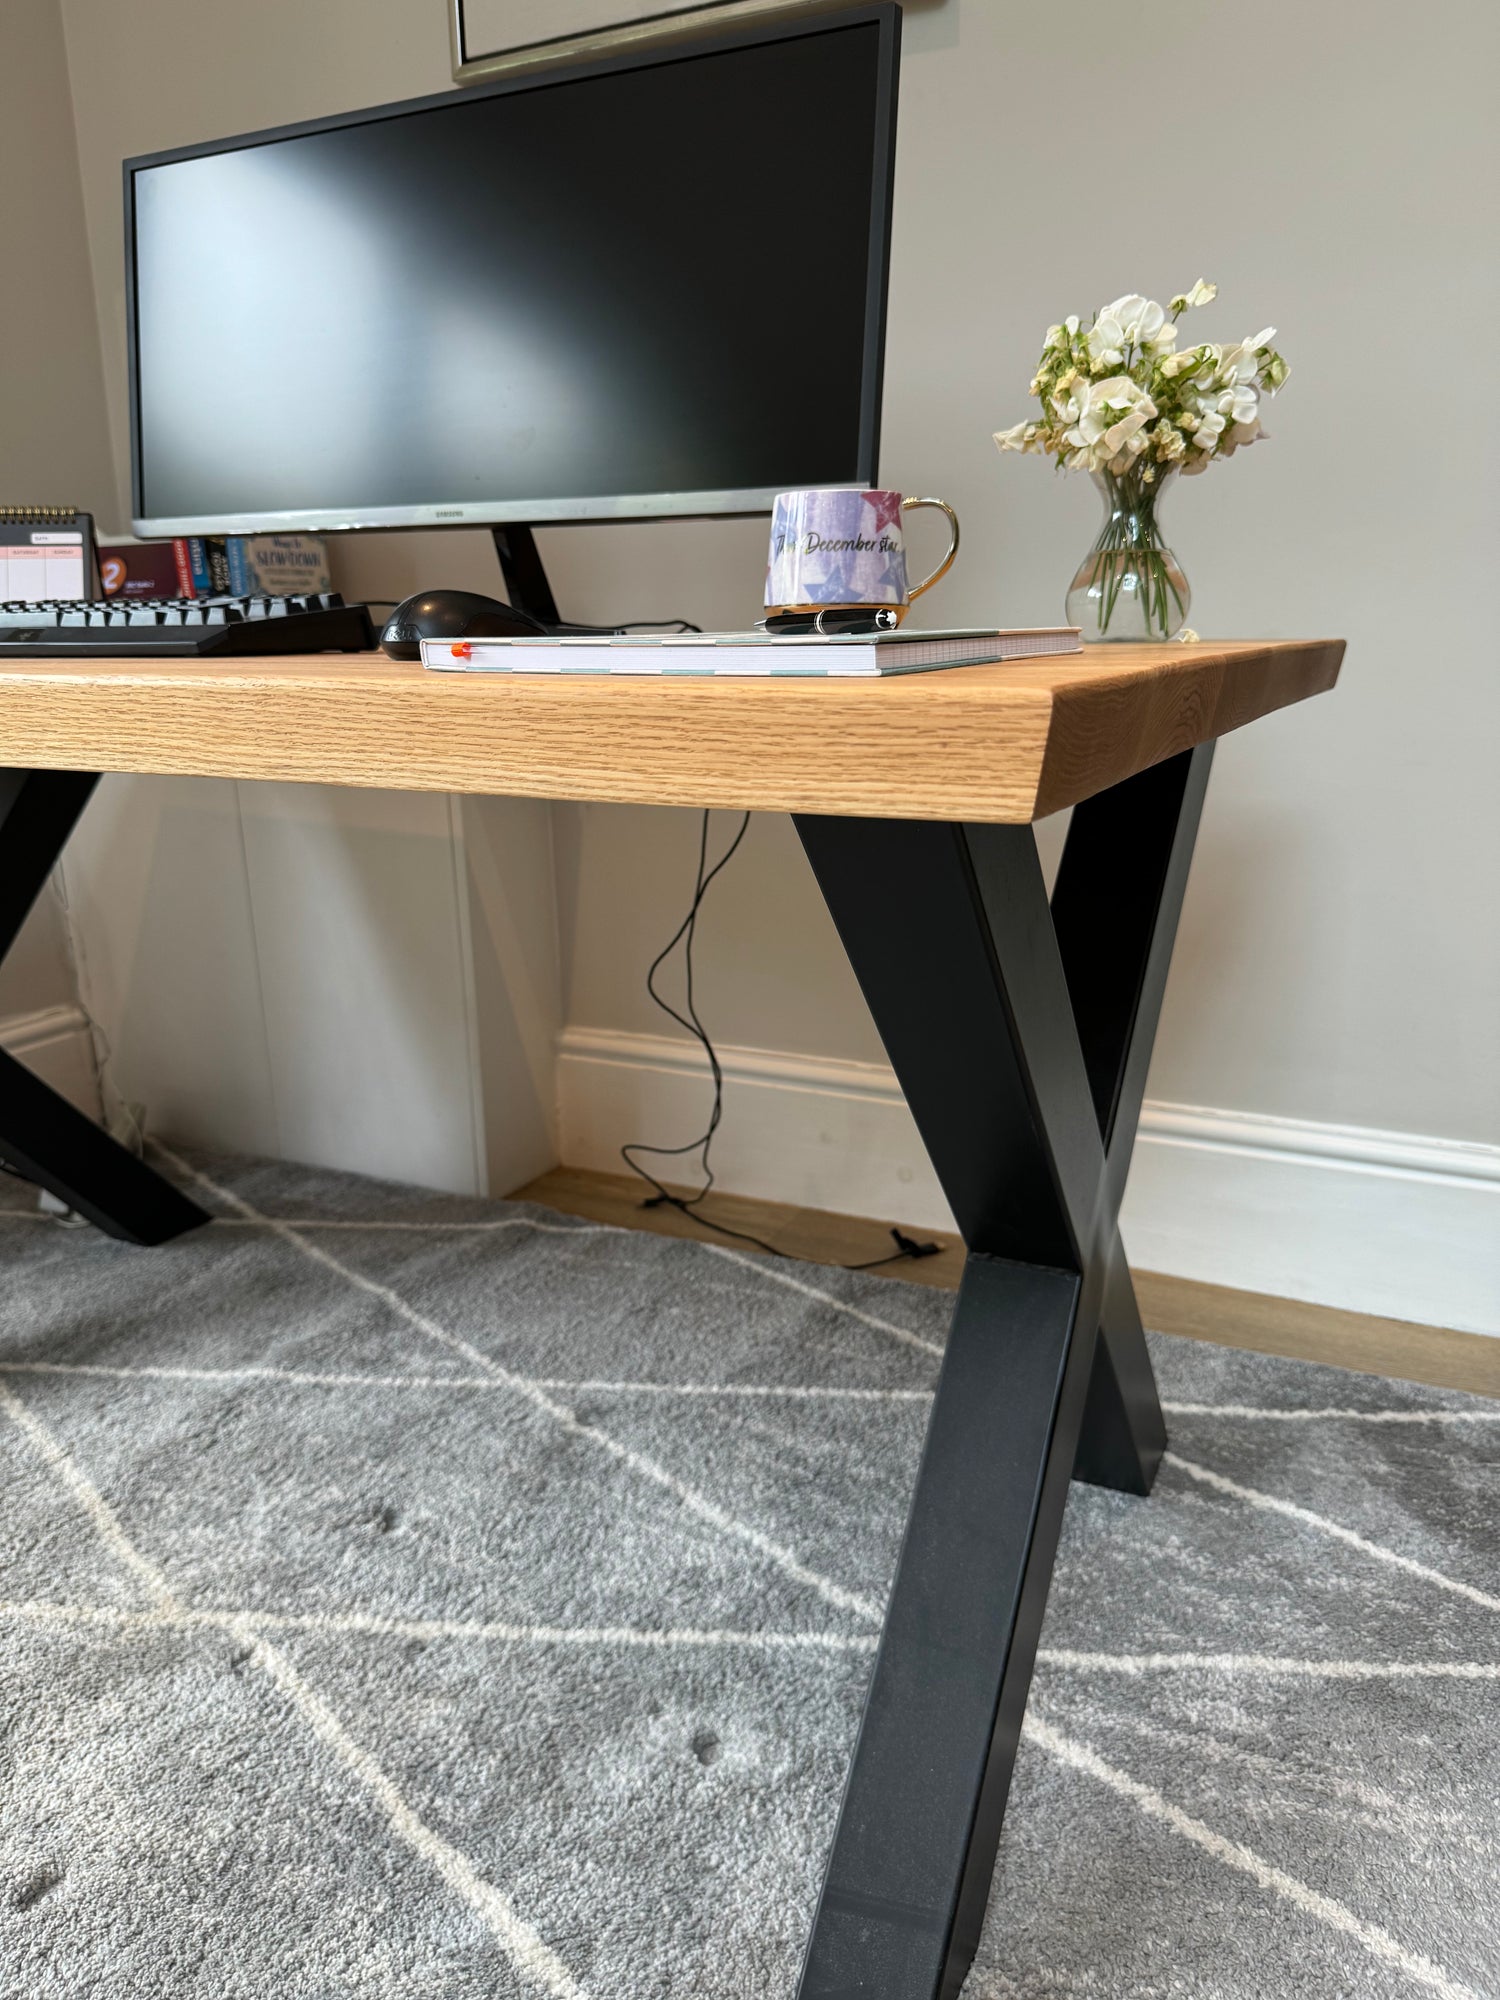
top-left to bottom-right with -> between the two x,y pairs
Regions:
620,810 -> 940,1273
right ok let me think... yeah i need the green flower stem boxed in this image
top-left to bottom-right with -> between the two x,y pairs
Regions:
1086,471 -> 1184,640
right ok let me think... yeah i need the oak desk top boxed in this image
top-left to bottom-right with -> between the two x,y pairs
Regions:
0,637 -> 1342,823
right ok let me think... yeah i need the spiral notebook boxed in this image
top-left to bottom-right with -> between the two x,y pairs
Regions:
421,626 -> 1081,677
0,506 -> 96,600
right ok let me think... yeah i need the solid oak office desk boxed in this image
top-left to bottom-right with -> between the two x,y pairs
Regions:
0,638 -> 1342,2000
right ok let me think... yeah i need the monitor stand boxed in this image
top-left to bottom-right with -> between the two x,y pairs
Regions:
492,524 -> 564,630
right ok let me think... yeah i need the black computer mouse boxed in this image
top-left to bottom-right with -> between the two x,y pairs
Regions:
380,589 -> 547,659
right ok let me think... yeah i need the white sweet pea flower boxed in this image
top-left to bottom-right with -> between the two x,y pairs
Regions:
1064,374 -> 1158,469
1169,278 -> 1218,313
1215,342 -> 1260,389
1087,295 -> 1172,372
994,421 -> 1042,454
1192,406 -> 1227,454
1209,381 -> 1260,428
1238,332 -> 1287,393
1051,379 -> 1089,429
1094,294 -> 1168,349
1164,343 -> 1222,384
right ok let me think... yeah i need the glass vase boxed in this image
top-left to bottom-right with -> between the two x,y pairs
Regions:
1066,467 -> 1190,641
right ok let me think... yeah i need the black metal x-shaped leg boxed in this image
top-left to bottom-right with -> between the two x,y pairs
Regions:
0,768 -> 208,1243
5,749 -> 1211,1994
793,741 -> 1214,2000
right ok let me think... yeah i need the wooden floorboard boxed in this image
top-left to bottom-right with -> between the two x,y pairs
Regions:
511,1165 -> 970,1290
1129,1270 -> 1499,1400
511,1165 -> 1500,1402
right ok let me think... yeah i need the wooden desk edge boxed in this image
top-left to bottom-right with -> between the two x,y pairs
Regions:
0,637 -> 1345,823
1034,637 -> 1344,818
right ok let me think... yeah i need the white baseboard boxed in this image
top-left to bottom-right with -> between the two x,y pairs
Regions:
0,1004 -> 103,1122
556,1026 -> 1500,1338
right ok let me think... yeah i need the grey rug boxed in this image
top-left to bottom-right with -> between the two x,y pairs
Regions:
1,1145 -> 1495,2000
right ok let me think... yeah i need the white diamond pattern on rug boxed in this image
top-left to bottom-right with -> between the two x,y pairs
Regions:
11,1369 -> 874,1639
0,1616 -> 539,1998
0,1145 -> 1495,2000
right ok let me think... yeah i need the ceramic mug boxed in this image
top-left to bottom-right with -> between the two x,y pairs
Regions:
765,488 -> 960,621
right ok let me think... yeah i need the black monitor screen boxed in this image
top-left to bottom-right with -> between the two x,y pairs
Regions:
127,13 -> 897,533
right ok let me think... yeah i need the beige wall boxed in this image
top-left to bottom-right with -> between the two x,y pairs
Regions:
0,0 -> 113,1029
0,0 -> 113,511
544,0 -> 1500,1148
37,0 -> 1500,1171
0,891 -> 75,1021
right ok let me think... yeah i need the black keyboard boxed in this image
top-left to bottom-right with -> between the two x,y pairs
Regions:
0,593 -> 375,658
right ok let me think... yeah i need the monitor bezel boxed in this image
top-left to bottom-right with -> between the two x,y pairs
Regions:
124,4 -> 900,538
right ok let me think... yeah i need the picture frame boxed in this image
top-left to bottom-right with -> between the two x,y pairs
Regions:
449,0 -> 835,86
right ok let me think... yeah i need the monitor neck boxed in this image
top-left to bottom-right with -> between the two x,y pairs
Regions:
491,524 -> 561,630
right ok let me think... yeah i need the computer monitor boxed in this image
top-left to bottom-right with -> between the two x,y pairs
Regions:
124,6 -> 900,540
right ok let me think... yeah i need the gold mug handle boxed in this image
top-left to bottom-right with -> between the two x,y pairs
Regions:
901,496 -> 961,601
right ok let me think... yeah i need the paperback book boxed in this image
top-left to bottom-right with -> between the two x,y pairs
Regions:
421,626 -> 1082,678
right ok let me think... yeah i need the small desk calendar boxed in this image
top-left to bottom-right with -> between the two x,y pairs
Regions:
0,507 -> 96,600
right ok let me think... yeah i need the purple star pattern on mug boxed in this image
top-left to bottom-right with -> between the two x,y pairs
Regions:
815,556 -> 855,604
867,490 -> 904,535
876,551 -> 907,597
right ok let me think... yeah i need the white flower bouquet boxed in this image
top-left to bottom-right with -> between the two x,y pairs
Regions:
994,283 -> 1290,639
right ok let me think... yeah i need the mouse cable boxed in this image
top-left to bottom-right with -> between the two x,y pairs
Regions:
358,602 -> 698,634
552,618 -> 702,635
620,810 -> 941,1273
